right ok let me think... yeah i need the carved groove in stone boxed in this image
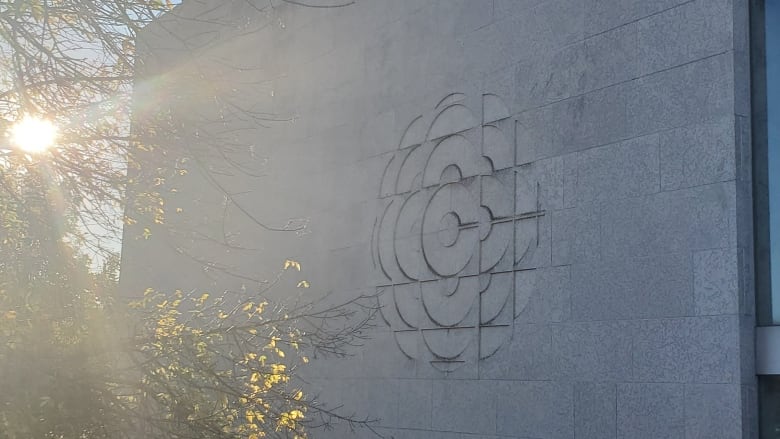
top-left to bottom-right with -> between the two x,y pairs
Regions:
373,92 -> 543,372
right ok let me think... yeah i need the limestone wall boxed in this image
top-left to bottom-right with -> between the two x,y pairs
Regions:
127,1 -> 756,437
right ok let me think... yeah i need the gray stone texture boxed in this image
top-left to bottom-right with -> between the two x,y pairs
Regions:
495,381 -> 573,438
571,252 -> 693,321
694,248 -> 740,316
660,118 -> 737,191
128,0 -> 755,437
575,382 -> 617,439
685,384 -> 743,439
632,316 -> 741,384
617,383 -> 685,439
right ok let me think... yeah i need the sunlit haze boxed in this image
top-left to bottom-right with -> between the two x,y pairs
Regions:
10,116 -> 58,153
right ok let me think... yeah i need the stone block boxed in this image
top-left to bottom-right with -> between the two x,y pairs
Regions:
685,384 -> 742,439
551,321 -> 633,381
551,204 -> 601,266
571,252 -> 692,321
659,118 -> 736,191
516,156 -> 565,212
575,382 -> 617,439
397,379 -> 432,430
617,383 -> 684,439
514,266 -> 571,323
572,133 -> 660,205
431,380 -> 496,434
495,380 -> 574,438
628,53 -> 733,137
461,0 -> 583,78
632,316 -> 740,383
564,83 -> 632,155
494,0 -> 544,19
361,378 -> 399,427
584,0 -> 688,35
442,0 -> 494,35
514,41 -> 585,108
601,182 -> 735,261
514,107 -> 549,164
478,323 -> 553,380
694,248 -> 739,316
581,21 -> 639,92
359,330 -> 418,379
636,0 -> 733,75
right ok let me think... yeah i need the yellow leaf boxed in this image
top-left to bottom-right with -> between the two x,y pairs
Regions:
296,280 -> 310,288
283,259 -> 301,271
142,227 -> 152,239
242,302 -> 254,312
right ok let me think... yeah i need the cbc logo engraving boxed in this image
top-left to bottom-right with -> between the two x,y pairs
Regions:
371,93 -> 545,372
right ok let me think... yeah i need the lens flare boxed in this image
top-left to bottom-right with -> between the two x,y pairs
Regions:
10,116 -> 58,153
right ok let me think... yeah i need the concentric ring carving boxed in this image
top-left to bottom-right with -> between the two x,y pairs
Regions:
371,92 -> 544,373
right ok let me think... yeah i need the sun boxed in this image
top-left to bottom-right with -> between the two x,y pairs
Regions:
10,116 -> 58,153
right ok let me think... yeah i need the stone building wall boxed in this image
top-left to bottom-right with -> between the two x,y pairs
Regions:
126,1 -> 757,437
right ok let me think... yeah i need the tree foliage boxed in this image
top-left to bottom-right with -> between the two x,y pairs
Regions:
0,0 -> 376,437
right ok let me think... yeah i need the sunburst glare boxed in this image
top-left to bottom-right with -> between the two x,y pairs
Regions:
9,116 -> 58,153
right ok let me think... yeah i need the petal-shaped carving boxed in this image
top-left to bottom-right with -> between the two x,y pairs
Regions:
423,135 -> 490,187
515,218 -> 544,270
427,104 -> 478,140
480,221 -> 512,273
377,286 -> 404,328
483,93 -> 510,124
393,283 -> 421,329
421,327 -> 473,360
395,189 -> 431,280
379,149 -> 410,198
394,330 -> 419,359
479,272 -> 513,325
482,124 -> 513,171
514,269 -> 535,318
421,277 -> 479,327
399,115 -> 426,149
376,198 -> 407,282
481,172 -> 514,219
479,325 -> 512,359
396,142 -> 434,194
436,92 -> 466,109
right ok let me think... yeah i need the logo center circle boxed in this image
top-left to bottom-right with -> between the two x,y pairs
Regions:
438,212 -> 460,247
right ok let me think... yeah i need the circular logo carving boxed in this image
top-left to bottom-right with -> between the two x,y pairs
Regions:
371,93 -> 544,373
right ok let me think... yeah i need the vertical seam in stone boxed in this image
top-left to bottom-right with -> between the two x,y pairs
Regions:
614,383 -> 619,439
512,119 -> 518,321
657,132 -> 662,193
573,382 -> 577,439
683,383 -> 687,439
